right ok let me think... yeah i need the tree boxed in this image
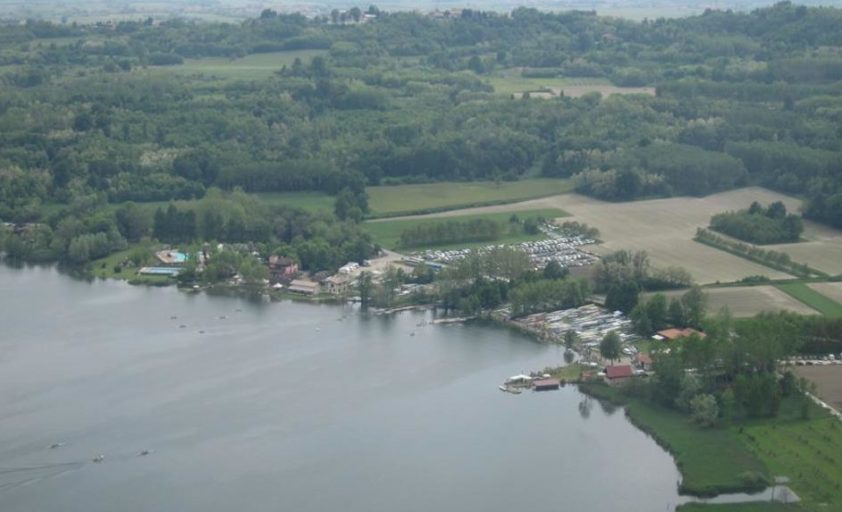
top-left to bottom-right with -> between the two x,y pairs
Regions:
605,279 -> 639,314
600,330 -> 621,363
564,330 -> 577,350
630,303 -> 653,335
349,7 -> 362,22
646,293 -> 668,330
543,260 -> 568,280
681,285 -> 707,328
115,202 -> 149,242
358,271 -> 373,310
690,394 -> 719,427
668,298 -> 687,327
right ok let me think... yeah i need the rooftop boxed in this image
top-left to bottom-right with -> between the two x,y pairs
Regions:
606,365 -> 633,379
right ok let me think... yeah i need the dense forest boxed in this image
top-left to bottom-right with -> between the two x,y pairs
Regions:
1,2 -> 842,266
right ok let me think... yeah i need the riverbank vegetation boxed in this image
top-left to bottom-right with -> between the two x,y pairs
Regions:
710,202 -> 804,245
580,307 -> 842,509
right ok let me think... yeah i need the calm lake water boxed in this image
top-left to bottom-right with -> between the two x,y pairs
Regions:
0,264 -> 683,512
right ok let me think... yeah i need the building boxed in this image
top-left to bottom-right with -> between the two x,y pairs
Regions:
655,328 -> 706,342
533,378 -> 561,391
268,255 -> 299,283
287,279 -> 319,295
325,274 -> 354,296
604,365 -> 634,385
338,262 -> 360,274
634,353 -> 653,372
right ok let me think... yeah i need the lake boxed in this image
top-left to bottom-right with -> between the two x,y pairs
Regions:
0,264 -> 683,512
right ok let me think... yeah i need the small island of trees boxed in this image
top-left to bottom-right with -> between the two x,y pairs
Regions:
709,201 -> 804,244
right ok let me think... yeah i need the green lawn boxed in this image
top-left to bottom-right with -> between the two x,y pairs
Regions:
362,208 -> 567,250
775,282 -> 842,317
88,242 -> 172,284
148,50 -> 327,80
366,179 -> 574,217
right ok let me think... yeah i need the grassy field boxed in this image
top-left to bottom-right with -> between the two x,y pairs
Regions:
362,208 -> 568,250
366,179 -> 574,217
487,73 -> 655,98
743,415 -> 842,509
487,75 -> 610,95
150,50 -> 327,80
88,242 -> 172,285
253,192 -> 334,213
776,282 -> 842,317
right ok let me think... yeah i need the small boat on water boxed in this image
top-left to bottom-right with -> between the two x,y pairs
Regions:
498,385 -> 522,394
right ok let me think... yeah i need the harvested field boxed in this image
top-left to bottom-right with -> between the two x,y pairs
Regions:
766,220 -> 842,275
794,366 -> 842,412
808,282 -> 842,304
382,187 -> 842,284
648,286 -> 819,318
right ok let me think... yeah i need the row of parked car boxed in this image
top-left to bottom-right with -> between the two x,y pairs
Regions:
784,354 -> 842,366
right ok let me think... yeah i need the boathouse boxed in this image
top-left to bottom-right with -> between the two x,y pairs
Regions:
532,378 -> 561,391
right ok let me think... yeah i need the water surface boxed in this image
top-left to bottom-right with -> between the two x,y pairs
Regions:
0,265 -> 683,512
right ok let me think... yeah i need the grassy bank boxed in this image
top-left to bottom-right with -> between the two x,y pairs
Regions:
579,381 -> 842,510
579,382 -> 768,497
362,208 -> 568,250
776,282 -> 842,317
366,179 -> 573,217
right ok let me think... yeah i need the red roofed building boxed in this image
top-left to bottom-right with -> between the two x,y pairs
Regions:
656,328 -> 706,341
604,364 -> 634,385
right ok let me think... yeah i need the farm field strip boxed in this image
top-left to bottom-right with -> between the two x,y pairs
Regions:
776,283 -> 842,317
366,179 -> 574,217
807,282 -> 842,304
362,208 -> 568,250
647,286 -> 819,317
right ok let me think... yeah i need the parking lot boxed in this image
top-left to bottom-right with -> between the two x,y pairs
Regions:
412,225 -> 598,270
